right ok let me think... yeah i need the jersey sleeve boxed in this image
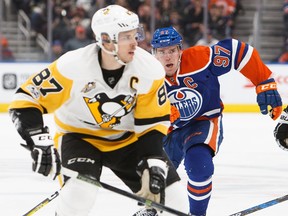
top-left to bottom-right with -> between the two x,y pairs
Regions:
233,40 -> 272,85
134,77 -> 171,136
210,38 -> 272,85
132,47 -> 171,136
9,61 -> 73,114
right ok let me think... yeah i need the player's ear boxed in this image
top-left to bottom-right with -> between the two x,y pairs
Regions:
102,40 -> 115,51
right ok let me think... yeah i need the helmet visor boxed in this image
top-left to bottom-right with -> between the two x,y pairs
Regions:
117,24 -> 145,44
136,24 -> 145,42
99,24 -> 145,44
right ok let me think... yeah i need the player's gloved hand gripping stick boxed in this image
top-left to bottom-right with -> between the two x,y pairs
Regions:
136,157 -> 168,205
21,126 -> 61,179
256,78 -> 282,120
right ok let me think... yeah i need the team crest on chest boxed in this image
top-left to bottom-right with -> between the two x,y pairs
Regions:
83,93 -> 136,128
168,87 -> 202,120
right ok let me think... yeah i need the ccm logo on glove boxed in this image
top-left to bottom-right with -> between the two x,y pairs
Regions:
256,78 -> 282,120
23,126 -> 61,179
256,83 -> 277,93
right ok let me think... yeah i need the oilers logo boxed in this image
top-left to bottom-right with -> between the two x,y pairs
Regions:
84,93 -> 136,128
168,87 -> 202,120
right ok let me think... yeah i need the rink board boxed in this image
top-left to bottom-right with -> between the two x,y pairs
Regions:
0,63 -> 287,112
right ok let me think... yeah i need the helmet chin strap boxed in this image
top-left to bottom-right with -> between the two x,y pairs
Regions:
97,42 -> 127,66
113,55 -> 127,66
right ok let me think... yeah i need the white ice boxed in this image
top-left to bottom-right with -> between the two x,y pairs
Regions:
1,112 -> 288,216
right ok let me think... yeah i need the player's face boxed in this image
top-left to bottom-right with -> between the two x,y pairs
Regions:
154,45 -> 181,76
117,29 -> 138,63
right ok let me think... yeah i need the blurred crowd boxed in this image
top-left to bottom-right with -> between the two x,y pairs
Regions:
0,37 -> 15,61
9,0 -> 245,59
3,0 -> 247,61
2,0 -> 288,63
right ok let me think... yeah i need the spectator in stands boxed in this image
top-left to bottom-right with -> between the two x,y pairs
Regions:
209,0 -> 236,38
30,5 -> 46,37
113,0 -> 131,9
138,30 -> 153,52
157,0 -> 175,27
283,0 -> 288,40
278,39 -> 288,63
195,28 -> 219,46
51,40 -> 64,61
181,0 -> 204,45
63,25 -> 93,53
273,1 -> 288,63
52,7 -> 73,47
12,0 -> 237,62
233,0 -> 245,17
208,3 -> 229,40
209,0 -> 236,17
69,5 -> 90,30
0,37 -> 15,61
168,10 -> 182,30
137,3 -> 152,29
12,0 -> 31,15
126,0 -> 142,12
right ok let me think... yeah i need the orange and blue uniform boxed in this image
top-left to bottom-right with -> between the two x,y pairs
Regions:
163,38 -> 282,215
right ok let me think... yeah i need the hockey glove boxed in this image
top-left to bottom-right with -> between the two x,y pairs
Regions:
170,105 -> 180,124
274,106 -> 288,151
22,126 -> 61,179
136,157 -> 168,205
256,78 -> 282,120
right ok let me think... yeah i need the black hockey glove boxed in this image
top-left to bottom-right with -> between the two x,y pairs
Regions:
136,157 -> 168,205
22,126 -> 61,179
274,106 -> 288,151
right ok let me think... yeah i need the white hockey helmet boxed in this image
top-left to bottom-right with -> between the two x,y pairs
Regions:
91,5 -> 144,44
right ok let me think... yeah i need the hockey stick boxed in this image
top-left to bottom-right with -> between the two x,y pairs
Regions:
68,169 -> 190,216
23,191 -> 59,216
23,168 -> 189,216
229,194 -> 288,216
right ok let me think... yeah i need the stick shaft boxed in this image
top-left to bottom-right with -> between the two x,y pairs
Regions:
23,168 -> 189,216
23,191 -> 59,216
76,174 -> 189,216
229,194 -> 288,216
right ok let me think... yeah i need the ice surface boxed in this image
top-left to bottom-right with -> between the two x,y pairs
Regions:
1,113 -> 288,215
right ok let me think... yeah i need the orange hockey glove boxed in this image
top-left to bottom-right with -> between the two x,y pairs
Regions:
170,105 -> 180,124
256,78 -> 282,120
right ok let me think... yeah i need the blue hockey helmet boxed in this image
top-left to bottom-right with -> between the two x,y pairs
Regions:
151,26 -> 183,50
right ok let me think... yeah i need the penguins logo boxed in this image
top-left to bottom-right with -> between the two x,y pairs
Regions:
84,93 -> 136,128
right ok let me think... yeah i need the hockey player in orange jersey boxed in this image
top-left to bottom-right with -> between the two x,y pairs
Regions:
151,26 -> 282,216
8,6 -> 189,216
